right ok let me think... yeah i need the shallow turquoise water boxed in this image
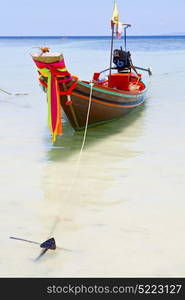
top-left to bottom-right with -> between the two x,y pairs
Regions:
0,36 -> 185,277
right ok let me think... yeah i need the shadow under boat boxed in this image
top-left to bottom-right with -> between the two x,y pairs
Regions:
47,101 -> 147,162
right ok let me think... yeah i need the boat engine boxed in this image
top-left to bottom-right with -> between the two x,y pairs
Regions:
113,47 -> 131,72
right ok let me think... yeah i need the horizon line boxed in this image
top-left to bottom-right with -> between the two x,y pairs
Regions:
0,34 -> 185,38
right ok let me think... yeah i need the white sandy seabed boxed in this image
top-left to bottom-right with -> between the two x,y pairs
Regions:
0,43 -> 185,277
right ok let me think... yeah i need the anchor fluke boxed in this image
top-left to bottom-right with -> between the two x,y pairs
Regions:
40,237 -> 56,250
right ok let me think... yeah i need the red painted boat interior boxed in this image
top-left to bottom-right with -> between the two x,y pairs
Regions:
82,72 -> 145,94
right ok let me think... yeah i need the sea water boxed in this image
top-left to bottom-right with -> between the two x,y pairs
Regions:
0,36 -> 185,277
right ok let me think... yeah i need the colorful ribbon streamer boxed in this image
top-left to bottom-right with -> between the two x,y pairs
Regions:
33,59 -> 70,142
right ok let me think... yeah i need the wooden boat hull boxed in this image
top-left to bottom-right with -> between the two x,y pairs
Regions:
60,80 -> 147,130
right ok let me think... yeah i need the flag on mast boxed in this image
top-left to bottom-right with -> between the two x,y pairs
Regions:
117,22 -> 123,39
111,0 -> 119,27
111,0 -> 123,39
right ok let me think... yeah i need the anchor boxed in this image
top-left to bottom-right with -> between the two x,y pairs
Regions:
10,236 -> 57,260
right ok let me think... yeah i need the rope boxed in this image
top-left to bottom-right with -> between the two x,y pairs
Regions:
0,88 -> 28,96
0,88 -> 12,95
76,82 -> 93,165
45,81 -> 94,237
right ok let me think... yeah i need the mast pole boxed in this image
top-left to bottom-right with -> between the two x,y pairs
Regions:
109,25 -> 114,76
123,24 -> 131,51
124,26 -> 127,51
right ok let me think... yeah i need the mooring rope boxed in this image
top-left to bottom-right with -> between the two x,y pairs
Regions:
0,88 -> 12,95
0,87 -> 28,96
44,81 -> 94,239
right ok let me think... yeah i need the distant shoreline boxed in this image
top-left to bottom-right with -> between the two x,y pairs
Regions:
0,35 -> 185,39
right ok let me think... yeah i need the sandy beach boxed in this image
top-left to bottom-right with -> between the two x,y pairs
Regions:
0,37 -> 185,277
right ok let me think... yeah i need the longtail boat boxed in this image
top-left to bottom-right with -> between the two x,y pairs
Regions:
31,2 -> 151,142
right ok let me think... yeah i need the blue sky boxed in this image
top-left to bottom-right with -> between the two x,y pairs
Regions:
0,0 -> 185,36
